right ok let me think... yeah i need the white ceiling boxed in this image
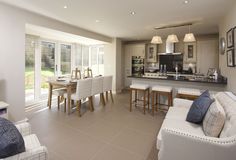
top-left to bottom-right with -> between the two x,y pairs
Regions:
25,24 -> 107,45
1,0 -> 235,41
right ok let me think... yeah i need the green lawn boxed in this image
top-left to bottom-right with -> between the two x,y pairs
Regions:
25,67 -> 54,90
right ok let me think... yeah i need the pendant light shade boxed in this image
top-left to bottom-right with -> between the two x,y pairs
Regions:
184,33 -> 196,42
151,36 -> 163,44
166,34 -> 179,43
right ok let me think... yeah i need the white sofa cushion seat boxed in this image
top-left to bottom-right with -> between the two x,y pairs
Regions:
165,107 -> 189,121
173,98 -> 193,109
157,118 -> 205,149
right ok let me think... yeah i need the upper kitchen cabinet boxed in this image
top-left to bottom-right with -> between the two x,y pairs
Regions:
132,44 -> 146,57
124,43 -> 145,87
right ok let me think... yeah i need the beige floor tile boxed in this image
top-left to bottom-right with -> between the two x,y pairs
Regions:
91,144 -> 144,160
110,127 -> 155,158
52,131 -> 106,160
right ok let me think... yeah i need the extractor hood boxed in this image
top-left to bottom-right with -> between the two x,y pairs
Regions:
158,42 -> 182,55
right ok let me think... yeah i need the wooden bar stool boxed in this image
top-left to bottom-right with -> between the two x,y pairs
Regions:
151,85 -> 173,115
176,88 -> 201,100
130,84 -> 150,114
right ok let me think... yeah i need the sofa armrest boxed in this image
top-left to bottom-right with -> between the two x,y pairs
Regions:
158,128 -> 236,160
173,98 -> 193,108
15,122 -> 31,137
4,146 -> 48,160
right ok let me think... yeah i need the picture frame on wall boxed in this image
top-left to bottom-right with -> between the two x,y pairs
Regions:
227,49 -> 235,67
227,28 -> 234,48
146,44 -> 157,62
184,42 -> 197,63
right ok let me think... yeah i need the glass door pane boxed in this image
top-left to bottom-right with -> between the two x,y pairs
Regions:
91,46 -> 98,76
61,44 -> 71,75
75,45 -> 82,70
82,46 -> 89,72
25,35 -> 36,102
41,41 -> 55,97
98,46 -> 104,75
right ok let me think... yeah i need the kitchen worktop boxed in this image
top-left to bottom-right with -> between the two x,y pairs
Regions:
128,74 -> 227,85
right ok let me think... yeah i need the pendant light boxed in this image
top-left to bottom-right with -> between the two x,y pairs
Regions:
166,34 -> 179,43
151,36 -> 163,44
166,27 -> 179,43
151,29 -> 163,44
184,25 -> 196,42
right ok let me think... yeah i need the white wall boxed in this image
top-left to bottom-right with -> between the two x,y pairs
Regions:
115,39 -> 123,92
104,38 -> 123,93
0,3 -> 112,121
219,1 -> 236,93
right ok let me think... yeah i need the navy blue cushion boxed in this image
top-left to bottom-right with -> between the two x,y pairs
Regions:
186,90 -> 214,124
0,117 -> 25,158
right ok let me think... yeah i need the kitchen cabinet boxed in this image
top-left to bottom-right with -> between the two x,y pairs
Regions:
124,44 -> 145,87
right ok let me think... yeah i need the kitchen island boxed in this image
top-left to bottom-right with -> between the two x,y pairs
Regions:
128,74 -> 227,95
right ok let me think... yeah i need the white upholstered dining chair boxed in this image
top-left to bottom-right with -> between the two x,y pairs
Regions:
103,75 -> 114,103
64,78 -> 93,116
91,76 -> 105,106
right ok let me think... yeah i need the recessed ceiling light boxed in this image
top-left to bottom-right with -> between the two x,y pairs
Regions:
130,11 -> 136,15
95,20 -> 100,23
63,5 -> 68,9
183,0 -> 189,4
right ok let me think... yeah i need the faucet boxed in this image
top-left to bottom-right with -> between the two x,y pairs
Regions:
175,65 -> 178,78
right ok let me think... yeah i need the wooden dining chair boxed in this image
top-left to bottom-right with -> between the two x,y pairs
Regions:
48,76 -> 67,111
71,68 -> 81,80
64,78 -> 93,116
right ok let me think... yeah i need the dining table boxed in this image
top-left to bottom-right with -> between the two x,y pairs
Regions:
47,78 -> 77,114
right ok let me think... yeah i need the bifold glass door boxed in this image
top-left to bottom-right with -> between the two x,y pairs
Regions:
25,39 -> 72,104
40,42 -> 56,98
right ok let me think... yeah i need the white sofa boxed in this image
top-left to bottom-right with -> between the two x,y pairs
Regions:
3,122 -> 48,160
157,92 -> 236,160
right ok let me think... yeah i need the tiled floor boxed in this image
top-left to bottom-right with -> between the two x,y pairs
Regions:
28,92 -> 165,160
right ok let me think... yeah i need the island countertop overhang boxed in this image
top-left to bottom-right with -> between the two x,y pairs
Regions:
128,75 -> 227,85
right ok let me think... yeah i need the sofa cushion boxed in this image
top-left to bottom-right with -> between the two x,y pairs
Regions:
0,117 -> 25,158
203,101 -> 226,137
186,90 -> 214,124
157,118 -> 204,149
165,107 -> 189,121
220,115 -> 236,138
215,92 -> 236,138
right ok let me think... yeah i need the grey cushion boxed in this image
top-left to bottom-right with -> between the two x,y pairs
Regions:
186,90 -> 214,124
0,117 -> 25,158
